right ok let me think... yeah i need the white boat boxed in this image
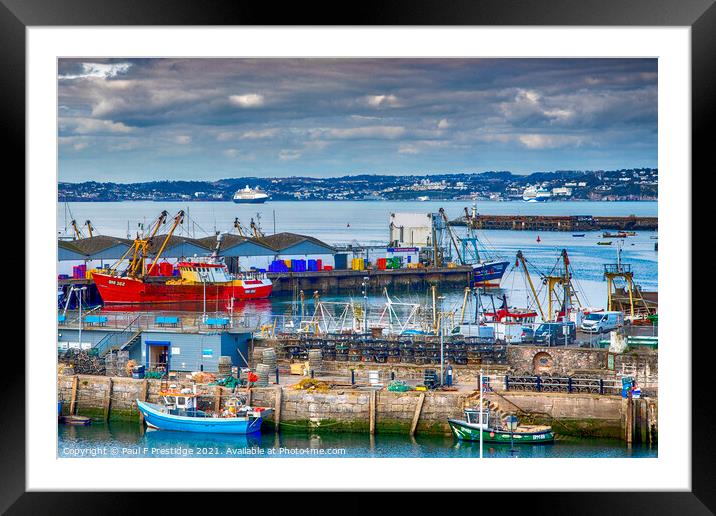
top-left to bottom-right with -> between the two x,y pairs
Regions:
233,185 -> 269,204
522,186 -> 551,202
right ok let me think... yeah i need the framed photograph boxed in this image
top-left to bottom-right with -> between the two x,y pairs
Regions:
7,0 -> 712,510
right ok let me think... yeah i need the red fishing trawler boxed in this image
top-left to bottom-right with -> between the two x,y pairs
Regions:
92,210 -> 272,305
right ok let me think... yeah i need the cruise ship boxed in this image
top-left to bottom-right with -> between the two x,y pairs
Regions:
233,185 -> 269,204
522,186 -> 552,202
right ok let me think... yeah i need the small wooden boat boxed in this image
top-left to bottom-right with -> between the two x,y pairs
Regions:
59,415 -> 92,425
572,234 -> 586,237
136,389 -> 271,434
448,409 -> 554,444
597,241 -> 613,245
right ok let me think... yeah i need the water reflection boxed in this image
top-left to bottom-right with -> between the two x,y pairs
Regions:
58,421 -> 657,459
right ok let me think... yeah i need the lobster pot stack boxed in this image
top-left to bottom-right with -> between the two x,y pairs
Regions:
307,349 -> 323,375
218,356 -> 233,377
252,347 -> 268,368
261,348 -> 277,376
254,364 -> 271,387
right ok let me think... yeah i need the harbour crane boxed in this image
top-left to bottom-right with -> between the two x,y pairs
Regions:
84,220 -> 95,238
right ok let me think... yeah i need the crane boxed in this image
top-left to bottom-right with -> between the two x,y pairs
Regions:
84,220 -> 95,238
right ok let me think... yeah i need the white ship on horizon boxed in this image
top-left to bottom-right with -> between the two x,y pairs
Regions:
522,186 -> 552,202
232,185 -> 269,204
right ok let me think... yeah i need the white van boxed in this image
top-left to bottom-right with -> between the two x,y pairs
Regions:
580,311 -> 624,333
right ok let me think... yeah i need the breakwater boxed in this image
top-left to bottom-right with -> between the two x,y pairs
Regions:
452,214 -> 657,232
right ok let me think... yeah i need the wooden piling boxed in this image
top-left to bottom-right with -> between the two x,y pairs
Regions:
625,396 -> 633,445
214,386 -> 222,412
409,393 -> 426,437
369,390 -> 377,435
103,378 -> 113,421
138,380 -> 148,425
275,387 -> 283,432
69,376 -> 78,415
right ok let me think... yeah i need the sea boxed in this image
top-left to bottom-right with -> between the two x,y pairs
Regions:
58,200 -> 658,315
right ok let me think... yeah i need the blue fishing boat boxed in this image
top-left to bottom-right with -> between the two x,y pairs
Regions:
572,233 -> 586,237
136,390 -> 271,434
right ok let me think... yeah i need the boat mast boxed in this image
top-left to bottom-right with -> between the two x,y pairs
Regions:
516,250 -> 546,321
439,207 -> 464,265
146,210 -> 185,277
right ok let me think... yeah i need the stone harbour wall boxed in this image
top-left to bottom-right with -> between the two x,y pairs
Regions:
58,372 -> 656,440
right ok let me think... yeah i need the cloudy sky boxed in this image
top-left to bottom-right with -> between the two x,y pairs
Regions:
58,58 -> 657,183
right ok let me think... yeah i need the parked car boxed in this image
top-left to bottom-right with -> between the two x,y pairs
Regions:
520,326 -> 535,343
534,322 -> 576,345
580,311 -> 624,334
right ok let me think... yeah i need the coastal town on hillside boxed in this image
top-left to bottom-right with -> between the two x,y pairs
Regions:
59,168 -> 657,202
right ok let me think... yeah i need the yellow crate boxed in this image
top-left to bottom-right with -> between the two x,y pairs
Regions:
290,362 -> 307,375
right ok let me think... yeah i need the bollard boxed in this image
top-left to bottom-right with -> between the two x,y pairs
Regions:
351,369 -> 355,385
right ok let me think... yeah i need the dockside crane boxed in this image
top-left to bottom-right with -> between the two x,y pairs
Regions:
84,220 -> 95,238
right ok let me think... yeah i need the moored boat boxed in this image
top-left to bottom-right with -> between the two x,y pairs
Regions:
597,241 -> 613,245
448,409 -> 554,444
137,389 -> 271,434
92,210 -> 272,304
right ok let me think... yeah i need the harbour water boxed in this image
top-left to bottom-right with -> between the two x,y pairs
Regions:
59,422 -> 657,459
58,200 -> 658,245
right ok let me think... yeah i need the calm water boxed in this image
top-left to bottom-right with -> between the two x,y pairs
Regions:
58,200 -> 657,245
58,422 -> 656,459
59,200 -> 658,312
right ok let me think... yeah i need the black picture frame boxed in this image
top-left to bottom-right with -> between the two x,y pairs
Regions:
5,0 -> 712,512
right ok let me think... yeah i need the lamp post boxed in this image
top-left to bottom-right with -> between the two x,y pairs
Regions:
362,276 -> 369,334
505,414 -> 519,457
77,286 -> 87,350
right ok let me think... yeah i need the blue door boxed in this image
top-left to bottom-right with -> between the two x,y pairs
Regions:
145,340 -> 171,372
